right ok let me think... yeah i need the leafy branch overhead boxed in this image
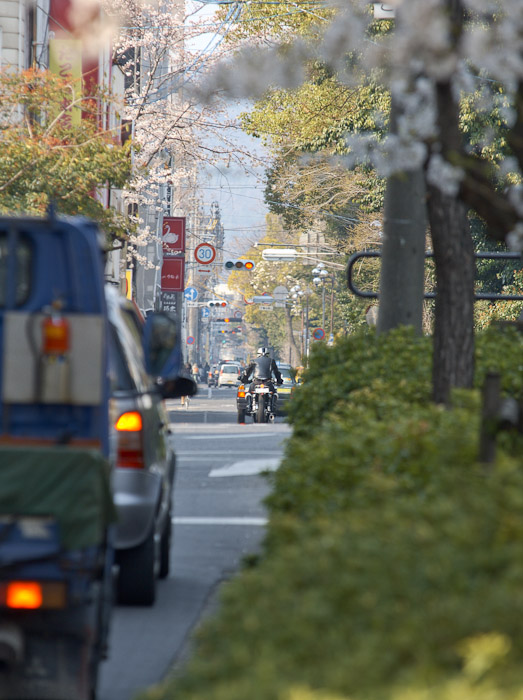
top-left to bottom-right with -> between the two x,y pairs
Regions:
0,68 -> 131,241
202,0 -> 523,248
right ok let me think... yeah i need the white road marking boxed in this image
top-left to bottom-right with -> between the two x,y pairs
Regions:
176,451 -> 283,457
181,432 -> 286,439
173,516 -> 267,526
209,457 -> 281,477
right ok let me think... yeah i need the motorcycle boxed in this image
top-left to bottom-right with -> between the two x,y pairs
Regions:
237,378 -> 279,424
207,369 -> 217,387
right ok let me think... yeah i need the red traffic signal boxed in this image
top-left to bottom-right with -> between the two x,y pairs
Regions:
224,260 -> 255,271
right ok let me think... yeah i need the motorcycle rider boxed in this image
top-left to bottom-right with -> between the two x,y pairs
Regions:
241,348 -> 283,414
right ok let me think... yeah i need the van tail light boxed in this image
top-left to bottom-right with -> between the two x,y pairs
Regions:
115,411 -> 144,469
2,581 -> 67,609
7,582 -> 42,609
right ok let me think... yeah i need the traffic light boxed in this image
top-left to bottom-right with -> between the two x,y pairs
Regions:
224,259 -> 255,271
214,318 -> 231,323
208,300 -> 228,308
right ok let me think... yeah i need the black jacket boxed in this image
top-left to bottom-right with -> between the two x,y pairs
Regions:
243,356 -> 282,384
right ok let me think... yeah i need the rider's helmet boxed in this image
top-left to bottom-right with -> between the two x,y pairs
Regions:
257,347 -> 270,357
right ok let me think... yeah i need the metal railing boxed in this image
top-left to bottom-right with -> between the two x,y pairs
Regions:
346,250 -> 523,301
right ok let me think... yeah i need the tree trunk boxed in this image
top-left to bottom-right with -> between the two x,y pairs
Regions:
427,183 -> 475,405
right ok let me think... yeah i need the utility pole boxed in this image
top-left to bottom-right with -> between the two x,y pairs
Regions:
377,161 -> 426,334
375,4 -> 426,336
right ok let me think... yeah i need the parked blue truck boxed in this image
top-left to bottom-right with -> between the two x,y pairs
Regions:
0,212 -> 191,699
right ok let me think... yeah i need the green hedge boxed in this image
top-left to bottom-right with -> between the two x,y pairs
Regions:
141,325 -> 523,700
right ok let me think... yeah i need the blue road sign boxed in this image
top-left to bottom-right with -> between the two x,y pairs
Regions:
187,336 -> 195,345
184,287 -> 198,301
201,307 -> 210,318
312,327 -> 325,341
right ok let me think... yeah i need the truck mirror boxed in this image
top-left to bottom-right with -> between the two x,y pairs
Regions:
143,313 -> 181,378
158,376 -> 197,400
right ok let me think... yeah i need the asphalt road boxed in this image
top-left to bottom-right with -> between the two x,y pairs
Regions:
99,385 -> 291,700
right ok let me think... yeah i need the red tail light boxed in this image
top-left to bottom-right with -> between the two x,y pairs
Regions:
115,411 -> 144,468
1,581 -> 67,609
6,582 -> 42,609
237,384 -> 246,398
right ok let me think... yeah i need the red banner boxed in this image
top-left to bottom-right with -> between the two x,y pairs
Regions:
161,258 -> 185,292
162,217 -> 186,255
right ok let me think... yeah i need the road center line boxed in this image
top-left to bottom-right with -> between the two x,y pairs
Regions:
178,432 -> 288,439
176,451 -> 284,456
209,458 -> 281,477
173,516 -> 267,526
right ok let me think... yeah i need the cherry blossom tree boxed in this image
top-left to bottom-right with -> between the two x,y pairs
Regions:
103,0 -> 267,267
194,0 -> 523,403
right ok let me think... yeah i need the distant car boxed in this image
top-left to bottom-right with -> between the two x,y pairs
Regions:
106,285 -> 178,606
217,362 -> 241,387
275,363 -> 297,415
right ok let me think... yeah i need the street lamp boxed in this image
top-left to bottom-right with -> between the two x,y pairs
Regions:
311,264 -> 336,343
290,284 -> 311,359
312,263 -> 328,330
261,248 -> 345,269
262,249 -> 298,262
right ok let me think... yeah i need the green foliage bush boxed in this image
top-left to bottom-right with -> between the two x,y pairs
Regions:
287,327 -> 433,436
143,324 -> 523,700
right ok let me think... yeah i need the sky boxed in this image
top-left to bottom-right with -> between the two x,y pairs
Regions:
187,1 -> 269,254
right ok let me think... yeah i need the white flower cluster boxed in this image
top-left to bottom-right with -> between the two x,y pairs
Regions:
342,133 -> 426,177
394,77 -> 437,142
194,43 -> 308,103
508,185 -> 523,217
103,0 -> 523,248
464,0 -> 523,83
507,223 -> 523,253
426,154 -> 464,197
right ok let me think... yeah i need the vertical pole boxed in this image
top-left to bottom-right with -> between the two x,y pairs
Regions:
330,276 -> 335,337
300,306 -> 304,359
305,294 -> 310,360
322,283 -> 326,330
376,6 -> 426,336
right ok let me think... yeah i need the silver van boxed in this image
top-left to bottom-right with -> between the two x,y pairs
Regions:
106,286 -> 193,605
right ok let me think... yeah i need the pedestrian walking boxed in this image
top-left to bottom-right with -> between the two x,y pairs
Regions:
181,362 -> 192,405
192,362 -> 200,384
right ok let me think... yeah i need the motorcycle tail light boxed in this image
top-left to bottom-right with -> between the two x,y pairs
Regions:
115,411 -> 145,469
1,581 -> 67,610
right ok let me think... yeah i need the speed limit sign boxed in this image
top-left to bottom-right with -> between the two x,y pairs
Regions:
194,243 -> 216,265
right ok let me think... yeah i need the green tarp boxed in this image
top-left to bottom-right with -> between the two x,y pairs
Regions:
0,446 -> 117,550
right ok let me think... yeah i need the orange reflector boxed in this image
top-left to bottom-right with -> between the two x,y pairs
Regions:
7,582 -> 43,609
115,411 -> 143,431
42,316 -> 70,355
